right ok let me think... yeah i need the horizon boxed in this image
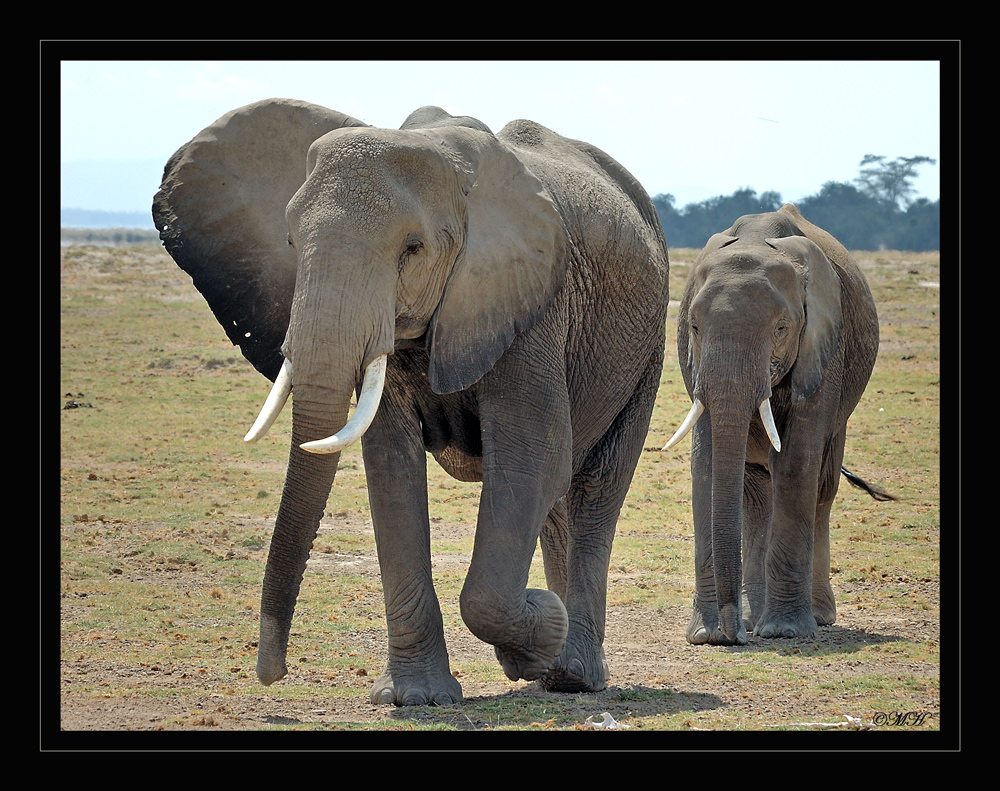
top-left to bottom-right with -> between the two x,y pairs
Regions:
58,57 -> 945,228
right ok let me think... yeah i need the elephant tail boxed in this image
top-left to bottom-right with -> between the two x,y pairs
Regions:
841,466 -> 896,502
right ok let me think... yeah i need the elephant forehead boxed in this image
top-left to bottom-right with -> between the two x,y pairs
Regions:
697,274 -> 773,313
308,127 -> 449,184
695,261 -> 799,316
700,246 -> 803,290
289,134 -> 454,231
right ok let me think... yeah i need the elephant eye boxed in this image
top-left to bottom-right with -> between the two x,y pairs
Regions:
398,234 -> 424,271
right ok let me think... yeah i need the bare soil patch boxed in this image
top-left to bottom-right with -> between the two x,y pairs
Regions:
56,511 -> 941,737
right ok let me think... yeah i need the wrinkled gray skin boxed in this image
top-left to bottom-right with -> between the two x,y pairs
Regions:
673,204 -> 878,645
153,99 -> 669,705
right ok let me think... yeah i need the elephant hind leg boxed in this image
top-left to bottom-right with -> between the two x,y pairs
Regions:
542,354 -> 662,692
539,499 -> 570,601
812,431 -> 846,625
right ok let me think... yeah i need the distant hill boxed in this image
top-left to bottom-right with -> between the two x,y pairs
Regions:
61,226 -> 160,245
60,158 -> 164,228
61,208 -> 154,229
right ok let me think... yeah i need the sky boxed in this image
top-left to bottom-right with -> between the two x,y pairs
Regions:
57,57 -> 945,222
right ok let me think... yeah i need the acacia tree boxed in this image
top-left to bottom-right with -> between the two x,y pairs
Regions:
854,154 -> 936,211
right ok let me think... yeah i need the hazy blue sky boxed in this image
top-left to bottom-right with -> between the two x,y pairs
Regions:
59,58 -> 944,217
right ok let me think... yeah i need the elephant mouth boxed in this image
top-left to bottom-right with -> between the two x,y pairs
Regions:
243,353 -> 389,453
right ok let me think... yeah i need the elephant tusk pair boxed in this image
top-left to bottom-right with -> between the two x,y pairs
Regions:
243,354 -> 388,454
661,397 -> 781,453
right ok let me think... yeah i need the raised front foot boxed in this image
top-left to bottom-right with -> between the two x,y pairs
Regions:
753,606 -> 819,639
370,667 -> 463,706
483,588 -> 568,683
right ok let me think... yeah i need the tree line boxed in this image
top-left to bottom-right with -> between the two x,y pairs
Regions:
652,155 -> 939,251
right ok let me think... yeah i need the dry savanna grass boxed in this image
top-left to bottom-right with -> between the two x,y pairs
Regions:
55,242 -> 944,738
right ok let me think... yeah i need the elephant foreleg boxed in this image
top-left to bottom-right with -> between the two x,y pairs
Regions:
362,393 -> 461,706
741,462 -> 772,630
754,425 -> 826,639
459,353 -> 573,684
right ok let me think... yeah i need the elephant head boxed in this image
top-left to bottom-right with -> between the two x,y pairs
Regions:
663,210 -> 843,642
153,99 -> 567,685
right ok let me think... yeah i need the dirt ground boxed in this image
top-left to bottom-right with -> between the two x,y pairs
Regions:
55,510 -> 942,739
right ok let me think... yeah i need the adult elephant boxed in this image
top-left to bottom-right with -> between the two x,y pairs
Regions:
663,204 -> 880,645
153,98 -> 669,705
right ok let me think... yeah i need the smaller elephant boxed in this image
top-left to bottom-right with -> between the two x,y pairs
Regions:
664,203 -> 883,644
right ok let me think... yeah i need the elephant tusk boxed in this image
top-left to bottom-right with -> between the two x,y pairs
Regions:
244,358 -> 293,443
299,354 -> 388,454
662,398 -> 705,450
759,397 -> 781,452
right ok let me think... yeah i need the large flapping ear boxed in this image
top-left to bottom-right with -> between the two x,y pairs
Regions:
765,235 -> 843,403
152,98 -> 368,381
425,127 -> 568,394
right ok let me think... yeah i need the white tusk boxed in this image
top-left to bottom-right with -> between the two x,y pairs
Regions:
662,398 -> 705,450
759,397 -> 781,452
299,354 -> 388,454
244,358 -> 292,443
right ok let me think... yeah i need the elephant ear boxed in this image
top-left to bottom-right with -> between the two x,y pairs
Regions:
426,128 -> 567,394
765,236 -> 843,403
152,98 -> 368,381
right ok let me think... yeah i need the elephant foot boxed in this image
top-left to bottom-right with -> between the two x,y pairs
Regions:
812,584 -> 837,625
369,668 -> 463,707
753,607 -> 819,639
742,586 -> 765,631
686,601 -> 747,646
541,636 -> 609,693
490,588 -> 569,682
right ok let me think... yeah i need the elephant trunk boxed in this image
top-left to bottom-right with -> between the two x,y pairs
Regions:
252,246 -> 396,686
256,388 -> 350,685
665,325 -> 779,644
708,406 -> 752,643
